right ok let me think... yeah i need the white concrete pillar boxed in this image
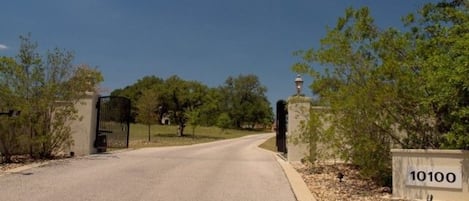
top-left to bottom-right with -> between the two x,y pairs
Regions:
69,92 -> 99,156
287,96 -> 312,162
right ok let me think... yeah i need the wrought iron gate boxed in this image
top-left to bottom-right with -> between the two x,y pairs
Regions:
276,100 -> 287,153
95,96 -> 131,152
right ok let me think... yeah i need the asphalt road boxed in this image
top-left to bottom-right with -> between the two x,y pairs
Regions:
0,134 -> 296,201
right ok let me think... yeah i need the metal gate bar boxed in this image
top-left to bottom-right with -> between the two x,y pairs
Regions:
276,100 -> 287,153
95,96 -> 131,151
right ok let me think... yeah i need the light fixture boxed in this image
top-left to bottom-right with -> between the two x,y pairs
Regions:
294,74 -> 304,95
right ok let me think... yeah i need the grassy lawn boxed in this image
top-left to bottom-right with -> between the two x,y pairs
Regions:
258,136 -> 277,152
129,124 -> 266,148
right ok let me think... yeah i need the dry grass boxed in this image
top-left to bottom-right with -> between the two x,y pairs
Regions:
258,136 -> 276,152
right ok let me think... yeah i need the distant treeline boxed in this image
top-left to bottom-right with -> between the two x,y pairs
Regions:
110,74 -> 273,136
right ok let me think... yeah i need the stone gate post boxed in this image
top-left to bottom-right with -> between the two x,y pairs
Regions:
68,92 -> 99,156
287,96 -> 312,162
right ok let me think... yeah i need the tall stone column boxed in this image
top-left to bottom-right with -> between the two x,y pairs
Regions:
68,92 -> 100,156
287,96 -> 312,162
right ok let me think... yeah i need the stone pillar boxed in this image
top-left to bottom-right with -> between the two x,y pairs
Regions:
287,96 -> 312,162
68,92 -> 99,156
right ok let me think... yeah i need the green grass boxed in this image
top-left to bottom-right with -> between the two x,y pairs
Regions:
129,124 -> 265,148
258,136 -> 277,152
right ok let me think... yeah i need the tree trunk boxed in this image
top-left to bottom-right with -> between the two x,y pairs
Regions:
147,124 -> 151,142
178,123 -> 185,137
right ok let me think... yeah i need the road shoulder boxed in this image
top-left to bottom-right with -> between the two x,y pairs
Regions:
275,154 -> 317,201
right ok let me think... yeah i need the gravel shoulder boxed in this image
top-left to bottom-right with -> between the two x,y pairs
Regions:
292,162 -> 408,201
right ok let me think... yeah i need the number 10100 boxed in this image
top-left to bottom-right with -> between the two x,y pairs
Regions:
406,166 -> 462,189
409,171 -> 456,183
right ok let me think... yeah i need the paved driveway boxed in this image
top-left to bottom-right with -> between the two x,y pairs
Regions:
0,134 -> 296,201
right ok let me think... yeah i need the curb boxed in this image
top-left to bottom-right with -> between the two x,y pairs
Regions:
1,161 -> 49,175
275,154 -> 317,201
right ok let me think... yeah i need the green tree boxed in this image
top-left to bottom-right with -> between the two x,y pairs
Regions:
293,7 -> 405,184
0,57 -> 25,162
185,108 -> 200,137
197,88 -> 223,126
135,88 -> 159,142
403,0 -> 469,148
160,76 -> 207,136
219,74 -> 272,129
110,73 -> 272,132
216,113 -> 231,133
293,0 -> 469,185
111,75 -> 164,122
0,35 -> 103,159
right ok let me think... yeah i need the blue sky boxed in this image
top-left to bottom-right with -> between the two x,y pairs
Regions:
0,0 -> 432,106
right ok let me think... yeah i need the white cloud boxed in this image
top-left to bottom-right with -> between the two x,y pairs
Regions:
0,44 -> 7,50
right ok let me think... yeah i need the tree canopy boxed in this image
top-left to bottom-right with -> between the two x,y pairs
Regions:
111,74 -> 273,136
111,75 -> 163,122
219,74 -> 273,129
293,0 -> 468,184
0,34 -> 103,160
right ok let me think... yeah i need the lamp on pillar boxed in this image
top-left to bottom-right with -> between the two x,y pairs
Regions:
294,74 -> 304,96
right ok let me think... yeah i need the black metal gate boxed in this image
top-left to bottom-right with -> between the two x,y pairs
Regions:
95,96 -> 131,152
276,100 -> 287,153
